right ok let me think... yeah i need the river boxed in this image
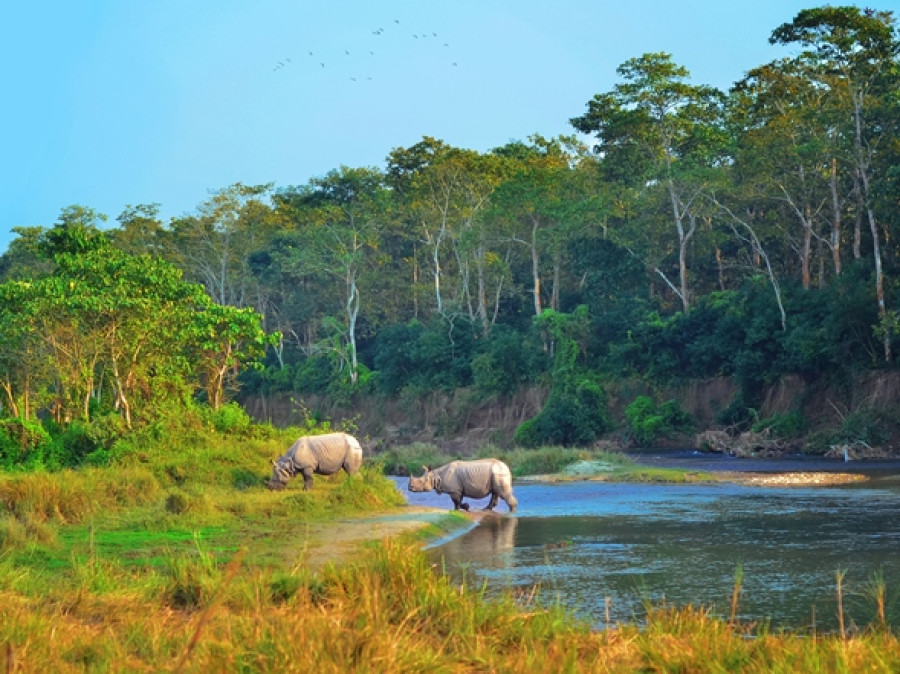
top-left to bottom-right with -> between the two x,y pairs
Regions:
392,451 -> 900,632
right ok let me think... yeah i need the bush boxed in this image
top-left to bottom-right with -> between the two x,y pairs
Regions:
204,402 -> 253,434
625,396 -> 693,447
753,410 -> 807,440
0,419 -> 52,469
471,325 -> 539,397
515,377 -> 611,447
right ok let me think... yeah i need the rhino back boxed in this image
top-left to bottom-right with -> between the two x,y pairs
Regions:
437,460 -> 499,498
285,432 -> 358,475
307,433 -> 355,474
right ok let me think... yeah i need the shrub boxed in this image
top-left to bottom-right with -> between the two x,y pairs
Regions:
753,410 -> 807,439
515,377 -> 611,447
625,396 -> 693,447
371,443 -> 450,477
204,402 -> 253,434
0,419 -> 52,469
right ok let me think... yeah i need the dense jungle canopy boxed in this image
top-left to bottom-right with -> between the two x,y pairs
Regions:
1,6 -> 899,456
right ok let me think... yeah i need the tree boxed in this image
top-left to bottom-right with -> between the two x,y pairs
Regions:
169,183 -> 275,309
572,53 -> 728,313
113,203 -> 168,257
0,229 -> 275,424
490,136 -> 596,320
188,298 -> 275,410
730,59 -> 838,290
386,138 -> 504,323
771,6 -> 900,361
274,167 -> 389,384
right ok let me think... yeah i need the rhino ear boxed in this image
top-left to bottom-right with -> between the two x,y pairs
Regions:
272,459 -> 277,467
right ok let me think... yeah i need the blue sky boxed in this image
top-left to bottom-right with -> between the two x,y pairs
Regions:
2,0 -> 829,254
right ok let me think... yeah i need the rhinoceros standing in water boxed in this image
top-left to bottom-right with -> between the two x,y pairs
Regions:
267,432 -> 363,491
408,459 -> 517,512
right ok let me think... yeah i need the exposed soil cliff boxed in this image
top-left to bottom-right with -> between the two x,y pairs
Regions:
241,371 -> 900,456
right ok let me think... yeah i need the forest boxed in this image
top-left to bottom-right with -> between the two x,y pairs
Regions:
1,6 -> 899,465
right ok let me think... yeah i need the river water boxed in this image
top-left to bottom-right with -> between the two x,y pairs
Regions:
392,451 -> 900,632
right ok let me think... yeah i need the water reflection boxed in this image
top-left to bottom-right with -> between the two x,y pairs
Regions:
433,514 -> 518,573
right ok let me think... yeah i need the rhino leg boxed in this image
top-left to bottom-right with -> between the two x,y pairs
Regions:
300,467 -> 315,491
504,494 -> 518,512
484,493 -> 499,511
450,494 -> 469,511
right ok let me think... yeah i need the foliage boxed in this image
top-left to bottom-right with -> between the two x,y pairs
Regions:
0,227 -> 277,457
372,443 -> 452,477
516,308 -> 612,446
624,396 -> 694,447
753,410 -> 808,440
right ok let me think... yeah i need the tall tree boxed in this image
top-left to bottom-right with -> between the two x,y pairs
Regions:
572,53 -> 728,313
771,6 -> 900,361
169,183 -> 275,309
275,167 -> 389,384
730,58 -> 837,290
490,136 -> 595,319
386,138 -> 502,322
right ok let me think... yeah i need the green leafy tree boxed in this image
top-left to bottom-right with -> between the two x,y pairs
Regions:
274,167 -> 389,384
490,135 -> 597,319
0,225 -> 275,426
771,6 -> 900,361
169,183 -> 276,309
188,298 -> 276,409
572,52 -> 728,313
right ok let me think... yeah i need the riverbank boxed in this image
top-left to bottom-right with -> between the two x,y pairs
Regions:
295,506 -> 460,569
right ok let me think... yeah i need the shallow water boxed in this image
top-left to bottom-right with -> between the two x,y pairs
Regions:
392,454 -> 900,631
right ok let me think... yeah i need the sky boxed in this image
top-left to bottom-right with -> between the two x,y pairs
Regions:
1,0 -> 842,254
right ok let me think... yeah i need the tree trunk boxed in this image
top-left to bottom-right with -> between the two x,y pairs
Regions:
829,157 -> 842,276
529,217 -> 542,316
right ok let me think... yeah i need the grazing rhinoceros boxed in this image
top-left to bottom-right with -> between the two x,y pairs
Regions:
267,432 -> 363,491
408,459 -> 517,512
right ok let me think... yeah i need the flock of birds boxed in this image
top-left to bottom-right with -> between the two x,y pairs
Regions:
271,18 -> 457,80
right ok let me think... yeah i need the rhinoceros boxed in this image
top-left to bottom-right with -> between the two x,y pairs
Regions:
408,459 -> 517,512
267,432 -> 363,491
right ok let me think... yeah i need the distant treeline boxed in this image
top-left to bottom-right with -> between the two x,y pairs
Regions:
1,7 -> 899,455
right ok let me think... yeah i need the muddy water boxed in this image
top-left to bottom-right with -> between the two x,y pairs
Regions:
392,454 -> 900,631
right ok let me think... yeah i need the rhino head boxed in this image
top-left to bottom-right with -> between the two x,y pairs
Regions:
407,466 -> 435,493
267,458 -> 292,491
